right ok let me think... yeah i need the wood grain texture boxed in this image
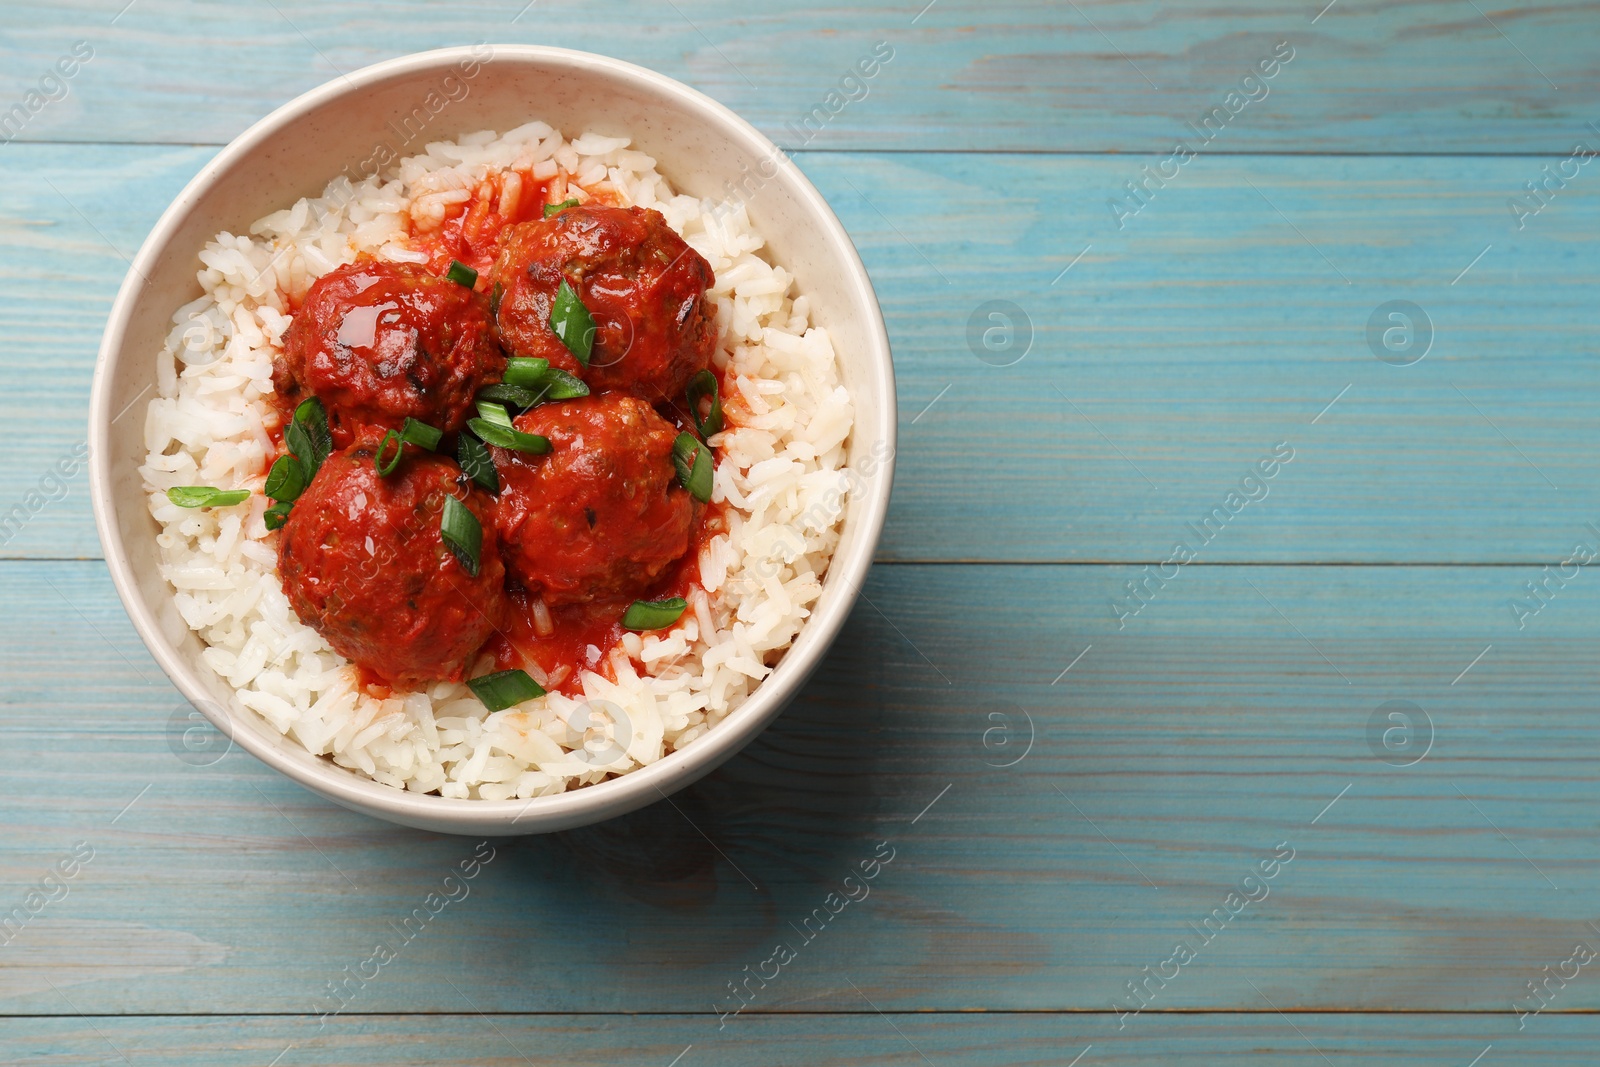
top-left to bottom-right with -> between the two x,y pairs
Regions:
5,1 -> 1598,1056
0,0 -> 1594,152
3,559 -> 1598,1015
5,1013 -> 1596,1066
5,145 -> 1597,562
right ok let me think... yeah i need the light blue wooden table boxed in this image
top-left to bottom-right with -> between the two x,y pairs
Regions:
5,1 -> 1600,1063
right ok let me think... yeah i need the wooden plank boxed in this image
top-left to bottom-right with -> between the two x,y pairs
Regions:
4,559 -> 1600,1014
2,1 -> 1595,152
4,1013 -> 1594,1066
5,146 -> 1598,562
0,145 -> 198,560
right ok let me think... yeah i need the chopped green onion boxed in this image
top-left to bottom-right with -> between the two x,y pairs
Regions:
549,279 -> 596,366
672,433 -> 713,503
489,281 -> 504,318
686,369 -> 724,438
476,399 -> 513,428
167,486 -> 250,508
285,397 -> 331,481
622,597 -> 688,631
401,417 -> 443,451
467,668 -> 546,711
263,454 -> 306,502
457,430 -> 500,494
502,357 -> 551,388
535,367 -> 590,401
263,500 -> 293,531
468,418 -> 551,454
446,260 -> 478,288
503,357 -> 588,404
477,383 -> 540,409
374,430 -> 404,477
543,198 -> 581,218
439,495 -> 482,578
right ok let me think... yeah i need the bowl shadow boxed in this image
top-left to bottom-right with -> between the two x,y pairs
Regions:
493,588 -> 898,959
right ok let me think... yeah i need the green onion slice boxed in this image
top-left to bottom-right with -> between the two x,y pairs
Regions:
263,500 -> 293,531
622,597 -> 688,631
374,430 -> 404,477
167,486 -> 250,508
457,430 -> 500,494
671,433 -> 713,503
285,397 -> 331,481
263,454 -> 306,502
686,369 -> 724,438
489,281 -> 504,318
543,198 -> 581,218
446,260 -> 478,288
535,367 -> 590,401
467,668 -> 546,711
468,418 -> 551,454
439,494 -> 482,578
503,356 -> 589,404
476,399 -> 513,428
477,383 -> 540,410
502,357 -> 551,388
549,279 -> 596,366
401,417 -> 443,451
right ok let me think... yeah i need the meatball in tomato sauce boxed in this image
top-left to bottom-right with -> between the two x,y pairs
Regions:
489,205 -> 718,403
276,260 -> 504,445
277,443 -> 507,688
491,394 -> 696,606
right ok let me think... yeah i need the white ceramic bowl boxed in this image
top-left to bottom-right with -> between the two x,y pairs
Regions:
89,46 -> 895,835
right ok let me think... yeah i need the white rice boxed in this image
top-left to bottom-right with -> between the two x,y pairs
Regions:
139,124 -> 853,800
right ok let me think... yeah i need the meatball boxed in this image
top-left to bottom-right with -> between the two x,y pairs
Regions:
489,205 -> 718,402
491,394 -> 695,606
277,443 -> 508,688
277,260 -> 504,445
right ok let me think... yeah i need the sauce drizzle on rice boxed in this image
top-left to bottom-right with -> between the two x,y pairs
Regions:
138,122 -> 855,800
404,167 -> 563,279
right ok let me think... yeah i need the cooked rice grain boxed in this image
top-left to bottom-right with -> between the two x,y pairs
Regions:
139,125 -> 852,800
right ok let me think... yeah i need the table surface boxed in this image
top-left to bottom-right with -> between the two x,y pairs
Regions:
5,2 -> 1600,1064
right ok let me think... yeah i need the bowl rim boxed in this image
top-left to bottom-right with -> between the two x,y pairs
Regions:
87,44 -> 896,833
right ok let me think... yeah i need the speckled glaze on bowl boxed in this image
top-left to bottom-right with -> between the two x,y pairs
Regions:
88,46 -> 895,835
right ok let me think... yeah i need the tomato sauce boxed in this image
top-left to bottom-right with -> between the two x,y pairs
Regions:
275,260 -> 503,447
489,203 -> 719,403
424,177 -> 724,696
278,446 -> 508,691
488,501 -> 726,695
406,169 -> 556,281
272,172 -> 727,699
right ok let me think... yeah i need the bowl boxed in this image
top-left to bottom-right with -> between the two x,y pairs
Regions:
88,45 -> 896,835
